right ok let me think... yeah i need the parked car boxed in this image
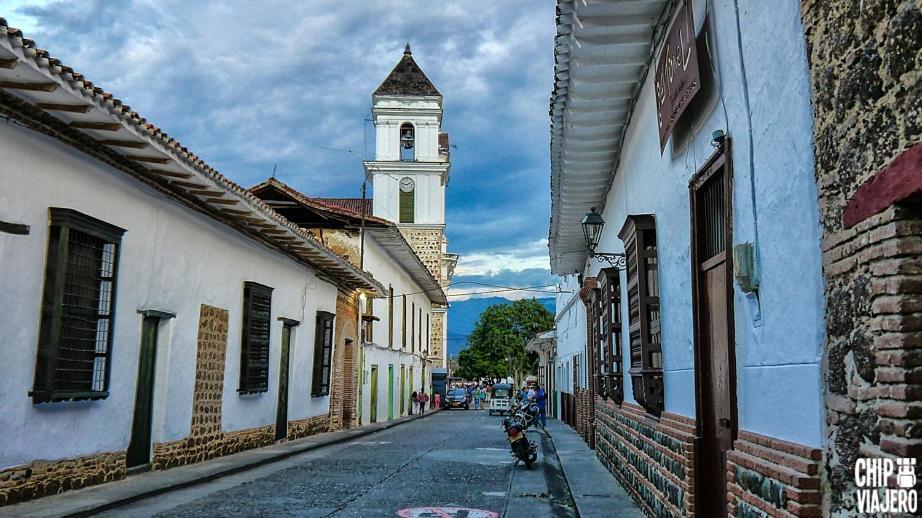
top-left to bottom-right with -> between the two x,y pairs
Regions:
445,388 -> 471,409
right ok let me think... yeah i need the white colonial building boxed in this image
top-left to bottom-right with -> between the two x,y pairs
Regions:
0,21 -> 383,507
547,1 -> 826,516
249,179 -> 446,425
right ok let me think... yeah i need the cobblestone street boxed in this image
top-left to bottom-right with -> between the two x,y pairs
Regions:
98,410 -> 578,518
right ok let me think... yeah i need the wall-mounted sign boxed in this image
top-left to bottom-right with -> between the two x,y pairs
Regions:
654,0 -> 700,152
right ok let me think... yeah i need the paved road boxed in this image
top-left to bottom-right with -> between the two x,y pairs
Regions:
99,410 -> 577,518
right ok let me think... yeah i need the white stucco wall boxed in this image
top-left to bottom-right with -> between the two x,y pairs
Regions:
0,122 -> 338,468
356,237 -> 433,424
372,170 -> 446,225
554,274 -> 587,406
580,0 -> 824,447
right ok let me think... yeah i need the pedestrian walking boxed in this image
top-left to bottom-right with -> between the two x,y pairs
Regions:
472,387 -> 481,410
410,390 -> 417,416
434,392 -> 441,409
419,392 -> 429,415
535,385 -> 547,429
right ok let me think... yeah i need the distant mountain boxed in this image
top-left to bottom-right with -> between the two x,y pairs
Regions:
446,296 -> 555,357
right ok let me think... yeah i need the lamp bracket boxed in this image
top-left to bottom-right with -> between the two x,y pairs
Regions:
590,251 -> 626,270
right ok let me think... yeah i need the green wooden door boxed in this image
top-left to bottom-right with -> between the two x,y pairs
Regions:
388,365 -> 395,420
400,365 -> 406,415
275,324 -> 293,440
370,365 -> 378,423
127,317 -> 158,468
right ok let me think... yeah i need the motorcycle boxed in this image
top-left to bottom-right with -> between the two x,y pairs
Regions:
501,412 -> 538,468
506,395 -> 540,429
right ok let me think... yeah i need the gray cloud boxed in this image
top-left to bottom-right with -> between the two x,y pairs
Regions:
3,0 -> 555,273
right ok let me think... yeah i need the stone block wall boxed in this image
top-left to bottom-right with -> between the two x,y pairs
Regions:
727,431 -> 823,518
430,311 -> 445,366
595,400 -> 696,517
399,227 -> 444,282
0,451 -> 125,506
801,1 -> 922,513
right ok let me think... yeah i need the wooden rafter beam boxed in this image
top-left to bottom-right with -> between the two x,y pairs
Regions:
98,139 -> 148,149
146,169 -> 192,179
69,120 -> 122,131
127,155 -> 171,164
189,189 -> 226,197
0,58 -> 18,69
36,102 -> 93,113
168,180 -> 208,189
204,197 -> 239,205
0,81 -> 58,92
219,208 -> 251,216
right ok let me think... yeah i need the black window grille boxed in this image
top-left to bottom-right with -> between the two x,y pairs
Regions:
239,281 -> 273,394
595,268 -> 624,404
312,311 -> 335,396
31,208 -> 125,403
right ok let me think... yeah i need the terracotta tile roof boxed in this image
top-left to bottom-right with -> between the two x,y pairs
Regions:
313,197 -> 372,215
0,17 -> 385,296
374,44 -> 441,97
249,179 -> 447,305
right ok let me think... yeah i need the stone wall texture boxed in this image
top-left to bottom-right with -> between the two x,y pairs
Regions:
727,431 -> 823,518
430,311 -> 445,366
0,451 -> 125,506
399,227 -> 444,283
595,401 -> 696,517
801,1 -> 922,513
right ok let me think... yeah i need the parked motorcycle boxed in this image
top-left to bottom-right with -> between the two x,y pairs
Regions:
502,413 -> 538,468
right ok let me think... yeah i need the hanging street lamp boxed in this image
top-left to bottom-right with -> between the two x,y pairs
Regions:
580,207 -> 626,270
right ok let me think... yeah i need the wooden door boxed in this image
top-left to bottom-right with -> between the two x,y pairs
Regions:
690,145 -> 736,518
400,365 -> 406,415
388,365 -> 395,420
276,323 -> 293,440
370,365 -> 379,423
127,316 -> 159,469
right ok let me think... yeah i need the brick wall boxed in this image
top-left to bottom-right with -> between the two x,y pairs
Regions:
330,289 -> 359,431
595,401 -> 696,517
801,1 -> 922,513
727,431 -> 823,518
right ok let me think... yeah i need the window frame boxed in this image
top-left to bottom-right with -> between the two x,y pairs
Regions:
239,281 -> 273,394
618,214 -> 663,416
31,208 -> 126,403
595,268 -> 624,404
311,311 -> 335,397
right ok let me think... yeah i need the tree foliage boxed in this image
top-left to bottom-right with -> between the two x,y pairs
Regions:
455,299 -> 554,384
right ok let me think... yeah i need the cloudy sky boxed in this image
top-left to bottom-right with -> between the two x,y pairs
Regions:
0,0 -> 558,299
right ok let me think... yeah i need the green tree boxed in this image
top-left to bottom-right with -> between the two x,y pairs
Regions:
456,299 -> 554,385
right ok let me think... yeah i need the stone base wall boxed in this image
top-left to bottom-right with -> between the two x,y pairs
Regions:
727,431 -> 823,518
802,1 -> 922,513
595,400 -> 695,517
288,415 -> 330,440
0,451 -> 125,506
152,416 -> 330,471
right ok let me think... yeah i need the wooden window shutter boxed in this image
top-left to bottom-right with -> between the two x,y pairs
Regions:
618,215 -> 663,416
239,281 -> 272,393
312,311 -> 335,396
399,189 -> 415,223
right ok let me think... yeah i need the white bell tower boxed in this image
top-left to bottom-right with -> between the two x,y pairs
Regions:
364,44 -> 456,370
364,44 -> 450,231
